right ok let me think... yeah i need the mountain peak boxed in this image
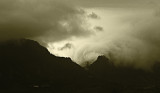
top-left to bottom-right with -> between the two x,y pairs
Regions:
0,39 -> 89,89
96,56 -> 109,62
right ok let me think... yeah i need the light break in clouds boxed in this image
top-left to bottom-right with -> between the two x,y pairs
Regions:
1,0 -> 160,70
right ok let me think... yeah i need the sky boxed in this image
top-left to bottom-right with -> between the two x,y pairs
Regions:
1,0 -> 160,70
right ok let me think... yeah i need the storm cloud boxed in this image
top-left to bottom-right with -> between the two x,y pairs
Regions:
59,8 -> 160,70
2,0 -> 160,70
0,0 -> 91,43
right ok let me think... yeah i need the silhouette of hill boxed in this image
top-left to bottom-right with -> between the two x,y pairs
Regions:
0,39 -> 160,93
88,56 -> 160,93
0,39 -> 95,93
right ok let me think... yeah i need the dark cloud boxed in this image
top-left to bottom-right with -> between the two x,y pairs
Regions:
59,43 -> 73,50
88,12 -> 100,19
94,26 -> 103,31
0,0 -> 91,43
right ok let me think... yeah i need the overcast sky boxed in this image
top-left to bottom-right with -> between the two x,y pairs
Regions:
48,0 -> 160,70
1,0 -> 160,70
60,0 -> 160,8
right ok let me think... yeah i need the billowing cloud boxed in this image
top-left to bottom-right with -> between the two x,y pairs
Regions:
49,8 -> 160,70
2,0 -> 160,70
0,0 -> 91,43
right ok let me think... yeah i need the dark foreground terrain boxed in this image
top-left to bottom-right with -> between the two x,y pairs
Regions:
0,39 -> 160,93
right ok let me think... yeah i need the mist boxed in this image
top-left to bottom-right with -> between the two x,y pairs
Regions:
1,0 -> 160,70
49,8 -> 160,70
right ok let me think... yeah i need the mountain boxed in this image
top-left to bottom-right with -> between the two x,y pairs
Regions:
88,56 -> 160,93
0,39 -> 94,93
1,39 -> 160,93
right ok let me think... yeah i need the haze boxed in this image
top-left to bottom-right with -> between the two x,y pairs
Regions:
0,0 -> 160,70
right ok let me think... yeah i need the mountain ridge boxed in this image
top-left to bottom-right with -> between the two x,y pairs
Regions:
0,39 -> 93,93
1,39 -> 160,93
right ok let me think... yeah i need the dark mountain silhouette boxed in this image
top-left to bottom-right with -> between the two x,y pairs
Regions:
0,39 -> 96,93
0,39 -> 160,93
88,56 -> 160,93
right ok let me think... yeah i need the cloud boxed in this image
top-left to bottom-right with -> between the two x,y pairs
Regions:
59,8 -> 160,70
58,43 -> 72,50
2,0 -> 160,70
0,0 -> 91,43
88,12 -> 100,19
61,0 -> 160,8
94,26 -> 103,31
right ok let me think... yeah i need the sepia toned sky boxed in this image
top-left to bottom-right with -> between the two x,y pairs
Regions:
59,0 -> 159,8
1,0 -> 160,70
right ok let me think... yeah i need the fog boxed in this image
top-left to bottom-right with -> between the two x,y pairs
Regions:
49,8 -> 160,70
1,0 -> 160,70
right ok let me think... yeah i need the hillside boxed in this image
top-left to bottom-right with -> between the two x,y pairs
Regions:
0,39 -> 160,93
0,39 -> 93,93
